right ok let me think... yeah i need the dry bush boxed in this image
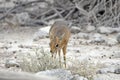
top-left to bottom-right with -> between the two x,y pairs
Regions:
0,0 -> 119,27
68,59 -> 104,80
20,48 -> 60,72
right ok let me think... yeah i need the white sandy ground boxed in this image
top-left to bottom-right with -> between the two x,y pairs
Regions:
0,26 -> 120,79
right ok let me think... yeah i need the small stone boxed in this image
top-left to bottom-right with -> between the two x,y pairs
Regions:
116,33 -> 120,43
76,33 -> 89,39
33,27 -> 49,41
36,69 -> 88,80
85,24 -> 96,33
71,75 -> 88,80
114,69 -> 120,74
13,51 -> 16,54
97,67 -> 116,74
97,26 -> 120,34
91,33 -> 105,44
76,50 -> 80,53
70,26 -> 81,34
5,59 -> 20,68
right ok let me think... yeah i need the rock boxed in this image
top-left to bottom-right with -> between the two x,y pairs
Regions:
85,24 -> 96,33
97,27 -> 109,34
71,26 -> 81,34
93,33 -> 102,38
116,33 -> 120,43
36,69 -> 88,80
39,26 -> 50,34
97,27 -> 111,34
71,75 -> 88,80
36,69 -> 72,80
97,67 -> 116,74
33,30 -> 48,41
93,73 -> 120,80
97,27 -> 120,34
111,51 -> 120,58
114,69 -> 120,74
106,38 -> 117,46
5,59 -> 20,68
112,27 -> 120,33
48,20 -> 55,25
0,70 -> 57,80
75,33 -> 89,39
91,33 -> 105,44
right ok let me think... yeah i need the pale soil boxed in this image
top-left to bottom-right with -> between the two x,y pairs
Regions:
0,26 -> 120,79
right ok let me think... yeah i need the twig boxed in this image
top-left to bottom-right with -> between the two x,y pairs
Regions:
0,0 -> 44,20
52,7 -> 63,18
65,8 -> 75,19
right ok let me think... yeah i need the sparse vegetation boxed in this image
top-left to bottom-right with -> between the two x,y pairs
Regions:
20,47 -> 61,72
20,47 -> 104,80
68,59 -> 104,80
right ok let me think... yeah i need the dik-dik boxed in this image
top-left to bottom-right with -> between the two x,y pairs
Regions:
49,21 -> 71,67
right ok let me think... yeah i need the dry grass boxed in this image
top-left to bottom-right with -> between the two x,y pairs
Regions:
20,48 -> 60,72
20,47 -> 104,79
68,59 -> 104,80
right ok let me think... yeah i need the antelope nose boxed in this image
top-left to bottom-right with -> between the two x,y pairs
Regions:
50,50 -> 52,53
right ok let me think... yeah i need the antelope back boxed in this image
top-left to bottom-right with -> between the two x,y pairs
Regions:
49,21 -> 70,40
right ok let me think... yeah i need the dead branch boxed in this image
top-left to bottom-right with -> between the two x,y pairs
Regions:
0,0 -> 45,20
0,0 -> 120,27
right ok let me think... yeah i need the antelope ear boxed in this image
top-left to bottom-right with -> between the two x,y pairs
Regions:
49,32 -> 53,37
49,32 -> 55,39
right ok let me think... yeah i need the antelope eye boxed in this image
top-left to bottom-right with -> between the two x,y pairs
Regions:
55,44 -> 59,47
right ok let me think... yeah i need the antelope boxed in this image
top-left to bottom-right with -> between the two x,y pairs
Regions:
49,20 -> 71,67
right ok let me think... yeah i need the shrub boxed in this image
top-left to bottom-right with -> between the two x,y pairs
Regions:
20,47 -> 60,72
68,59 -> 103,80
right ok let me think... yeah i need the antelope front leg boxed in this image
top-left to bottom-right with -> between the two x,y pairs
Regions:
51,53 -> 54,62
51,51 -> 57,61
53,50 -> 57,59
58,49 -> 61,67
62,45 -> 67,68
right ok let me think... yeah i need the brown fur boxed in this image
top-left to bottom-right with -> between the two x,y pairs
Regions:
49,21 -> 71,67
